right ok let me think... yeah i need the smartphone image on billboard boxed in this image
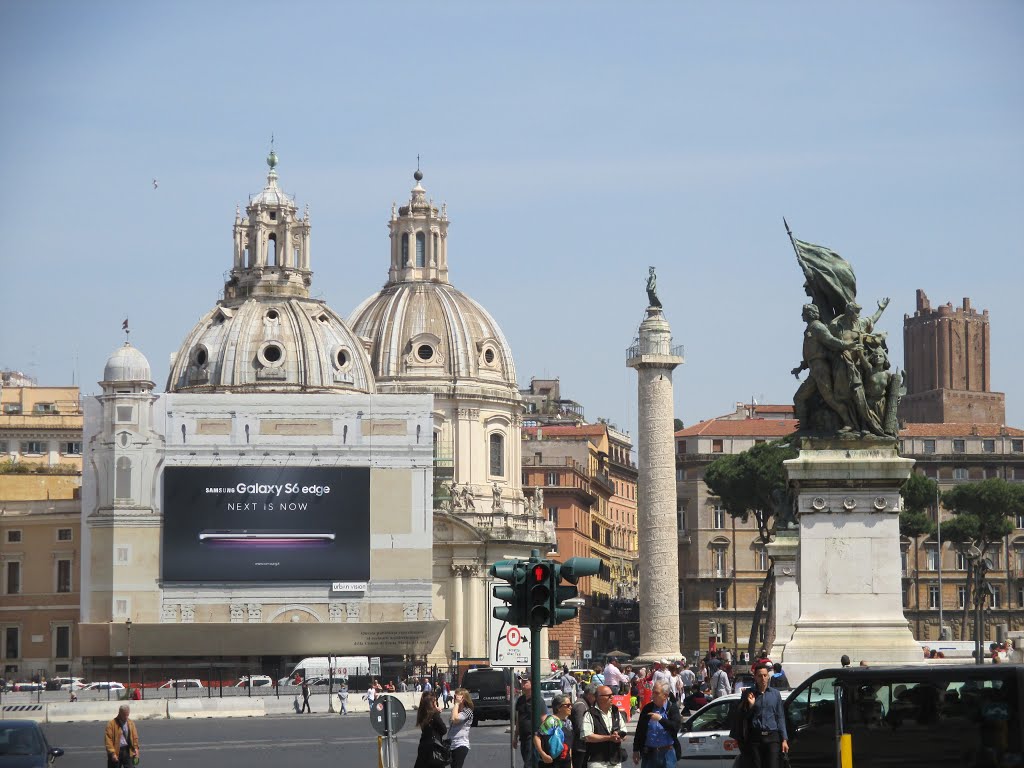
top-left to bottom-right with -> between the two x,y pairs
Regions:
198,529 -> 336,545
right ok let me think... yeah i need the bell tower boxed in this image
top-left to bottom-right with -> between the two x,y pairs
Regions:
225,149 -> 312,300
387,169 -> 450,284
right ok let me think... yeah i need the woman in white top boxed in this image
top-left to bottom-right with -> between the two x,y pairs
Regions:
448,687 -> 474,768
667,663 -> 683,702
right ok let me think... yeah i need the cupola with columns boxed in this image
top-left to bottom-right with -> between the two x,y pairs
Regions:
226,147 -> 312,300
388,168 -> 450,284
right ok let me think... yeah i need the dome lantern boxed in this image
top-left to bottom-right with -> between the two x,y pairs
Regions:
388,168 -> 450,285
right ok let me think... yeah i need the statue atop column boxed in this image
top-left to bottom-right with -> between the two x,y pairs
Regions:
646,266 -> 662,308
786,220 -> 903,439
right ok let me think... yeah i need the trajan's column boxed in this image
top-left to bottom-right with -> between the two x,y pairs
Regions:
627,268 -> 684,661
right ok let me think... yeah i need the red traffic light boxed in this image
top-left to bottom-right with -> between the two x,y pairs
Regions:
532,564 -> 549,581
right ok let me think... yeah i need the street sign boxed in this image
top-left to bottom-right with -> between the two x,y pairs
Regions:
583,650 -> 592,660
489,582 -> 531,666
370,694 -> 407,735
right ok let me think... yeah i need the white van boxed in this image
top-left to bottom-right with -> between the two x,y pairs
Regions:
285,656 -> 370,682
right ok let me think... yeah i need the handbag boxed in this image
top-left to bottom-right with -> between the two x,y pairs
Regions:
429,734 -> 451,768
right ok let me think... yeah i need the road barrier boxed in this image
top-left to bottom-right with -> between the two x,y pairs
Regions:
167,697 -> 265,719
0,703 -> 46,723
47,700 -> 167,723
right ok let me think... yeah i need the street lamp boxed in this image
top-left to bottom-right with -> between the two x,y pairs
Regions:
125,618 -> 132,692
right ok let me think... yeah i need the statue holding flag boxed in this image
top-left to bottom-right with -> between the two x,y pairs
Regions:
785,220 -> 903,439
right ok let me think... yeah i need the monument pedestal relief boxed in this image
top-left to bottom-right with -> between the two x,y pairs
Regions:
781,441 -> 922,684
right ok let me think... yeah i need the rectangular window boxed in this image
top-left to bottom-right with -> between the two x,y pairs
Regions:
6,530 -> 21,543
756,548 -> 768,570
711,439 -> 724,453
713,549 -> 727,575
114,599 -> 128,617
55,626 -> 71,659
0,441 -> 7,453
923,440 -> 936,454
990,586 -> 1001,609
592,522 -> 600,541
983,439 -> 996,453
676,468 -> 684,481
1017,514 -> 1024,529
1018,586 -> 1024,609
116,546 -> 129,565
958,586 -> 967,609
21,440 -> 46,454
926,548 -> 939,570
928,585 -> 940,609
712,506 -> 725,529
952,439 -> 966,453
1015,549 -> 1024,573
61,441 -> 82,455
679,590 -> 685,611
900,549 -> 909,574
547,506 -> 557,524
546,471 -> 558,486
33,402 -> 55,413
2,403 -> 22,414
953,468 -> 968,481
116,406 -> 134,423
714,587 -> 727,609
57,559 -> 72,593
57,528 -> 72,542
4,627 -> 18,659
5,562 -> 20,594
956,552 -> 968,571
1012,439 -> 1023,453
488,433 -> 505,476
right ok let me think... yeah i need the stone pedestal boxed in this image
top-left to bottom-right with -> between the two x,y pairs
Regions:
766,529 -> 799,660
627,305 -> 684,661
781,441 -> 922,685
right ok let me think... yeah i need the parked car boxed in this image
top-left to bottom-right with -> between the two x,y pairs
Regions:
11,682 -> 43,692
235,675 -> 273,688
158,679 -> 204,690
83,681 -> 125,692
53,678 -> 85,691
0,720 -> 64,766
539,680 -> 562,712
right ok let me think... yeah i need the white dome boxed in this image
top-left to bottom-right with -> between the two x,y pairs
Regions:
167,297 -> 376,394
349,281 -> 518,401
103,342 -> 153,384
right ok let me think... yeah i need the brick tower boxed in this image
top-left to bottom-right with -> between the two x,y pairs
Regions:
901,289 -> 1005,424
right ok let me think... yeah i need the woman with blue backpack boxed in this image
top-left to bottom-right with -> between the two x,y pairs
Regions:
535,694 -> 573,767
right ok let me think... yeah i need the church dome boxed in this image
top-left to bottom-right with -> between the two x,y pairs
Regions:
349,281 -> 517,395
103,342 -> 153,384
167,298 -> 375,394
166,153 -> 375,395
348,170 -> 518,402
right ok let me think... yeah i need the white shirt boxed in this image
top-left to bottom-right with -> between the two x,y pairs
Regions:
602,664 -> 625,688
582,707 -> 622,768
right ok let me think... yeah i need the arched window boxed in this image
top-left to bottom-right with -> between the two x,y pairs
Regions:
401,233 -> 409,265
115,457 -> 132,499
244,247 -> 251,267
415,232 -> 425,267
432,232 -> 439,264
489,433 -> 505,477
268,234 -> 277,266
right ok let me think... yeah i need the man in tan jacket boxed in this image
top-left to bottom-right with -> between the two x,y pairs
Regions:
104,704 -> 140,767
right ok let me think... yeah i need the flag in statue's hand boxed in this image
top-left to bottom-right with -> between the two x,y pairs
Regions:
791,238 -> 857,323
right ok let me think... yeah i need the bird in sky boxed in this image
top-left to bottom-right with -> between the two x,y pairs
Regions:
152,178 -> 159,189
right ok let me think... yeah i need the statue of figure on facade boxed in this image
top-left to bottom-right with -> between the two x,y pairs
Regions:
491,481 -> 503,512
786,221 -> 903,439
771,486 -> 798,530
646,266 -> 662,308
534,487 -> 544,513
447,481 -> 463,512
460,485 -> 476,511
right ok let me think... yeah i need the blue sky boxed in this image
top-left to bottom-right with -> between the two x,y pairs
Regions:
2,1 -> 1022,434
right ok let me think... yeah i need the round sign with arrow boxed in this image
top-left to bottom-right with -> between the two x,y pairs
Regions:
370,694 -> 407,736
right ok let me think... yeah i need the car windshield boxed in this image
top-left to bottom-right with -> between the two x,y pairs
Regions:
0,724 -> 43,755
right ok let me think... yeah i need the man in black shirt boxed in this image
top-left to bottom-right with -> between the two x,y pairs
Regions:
513,679 -> 534,767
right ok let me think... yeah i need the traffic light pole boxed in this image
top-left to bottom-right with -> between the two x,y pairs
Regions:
530,619 -> 542,768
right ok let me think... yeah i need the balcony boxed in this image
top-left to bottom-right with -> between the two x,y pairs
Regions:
691,568 -> 735,579
626,340 -> 685,360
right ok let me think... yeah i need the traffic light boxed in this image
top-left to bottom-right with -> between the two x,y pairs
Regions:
527,561 -> 553,626
552,557 -> 602,625
490,559 -> 527,625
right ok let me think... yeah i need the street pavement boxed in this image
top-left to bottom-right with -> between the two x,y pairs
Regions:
41,712 -> 521,768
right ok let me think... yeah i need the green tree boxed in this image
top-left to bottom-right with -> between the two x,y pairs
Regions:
940,478 -> 1024,641
704,439 -> 798,655
900,472 -> 937,538
674,418 -> 684,432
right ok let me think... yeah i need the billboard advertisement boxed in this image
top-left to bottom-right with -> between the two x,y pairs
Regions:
161,466 -> 370,582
